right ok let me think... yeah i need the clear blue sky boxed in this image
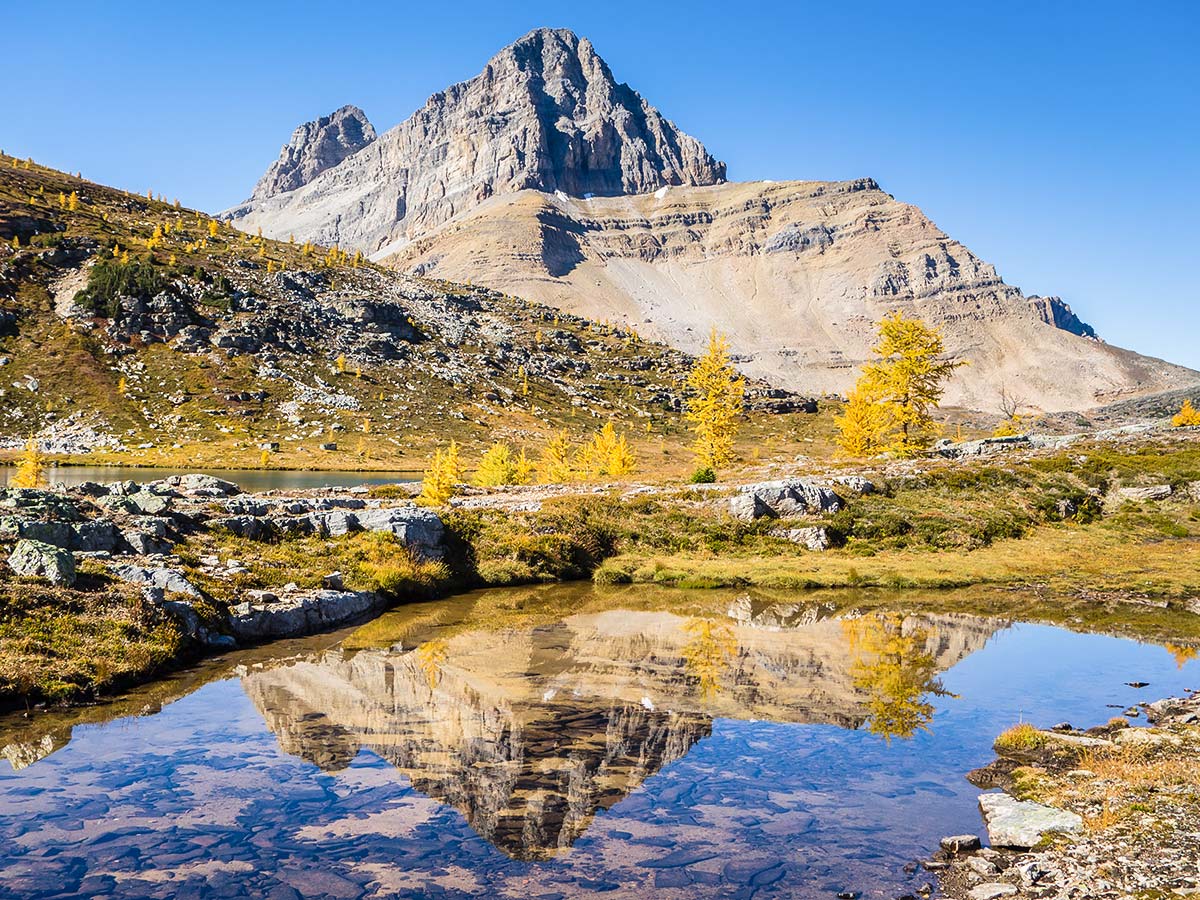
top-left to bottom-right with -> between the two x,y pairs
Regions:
6,0 -> 1198,368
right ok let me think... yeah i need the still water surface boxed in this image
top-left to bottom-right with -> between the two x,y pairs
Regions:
0,465 -> 420,492
0,585 -> 1194,899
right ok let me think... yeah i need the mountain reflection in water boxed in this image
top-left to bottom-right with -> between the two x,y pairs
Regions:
238,594 -> 994,860
3,585 -> 1193,900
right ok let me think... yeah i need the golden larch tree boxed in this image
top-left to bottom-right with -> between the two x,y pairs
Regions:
684,328 -> 745,475
12,436 -> 46,489
416,441 -> 463,507
1172,399 -> 1200,427
835,383 -> 894,457
844,311 -> 965,457
537,429 -> 575,483
576,422 -> 636,478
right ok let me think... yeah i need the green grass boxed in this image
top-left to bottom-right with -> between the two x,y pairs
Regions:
0,574 -> 184,707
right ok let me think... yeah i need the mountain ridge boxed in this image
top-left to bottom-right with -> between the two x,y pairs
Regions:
386,179 -> 1198,411
224,27 -> 1199,412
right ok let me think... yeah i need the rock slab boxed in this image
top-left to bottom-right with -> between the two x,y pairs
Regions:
978,793 -> 1083,848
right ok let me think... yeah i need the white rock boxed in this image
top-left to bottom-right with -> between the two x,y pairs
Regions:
978,793 -> 1083,848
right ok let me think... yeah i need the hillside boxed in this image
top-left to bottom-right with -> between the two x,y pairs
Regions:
0,155 -> 808,471
385,181 -> 1200,412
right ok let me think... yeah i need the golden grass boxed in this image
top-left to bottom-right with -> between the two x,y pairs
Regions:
606,515 -> 1200,598
995,722 -> 1049,754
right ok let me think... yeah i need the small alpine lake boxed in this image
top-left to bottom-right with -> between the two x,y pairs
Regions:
0,465 -> 420,493
0,584 -> 1194,900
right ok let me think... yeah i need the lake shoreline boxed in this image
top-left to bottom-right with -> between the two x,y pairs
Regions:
930,693 -> 1200,900
3,431 -> 1199,712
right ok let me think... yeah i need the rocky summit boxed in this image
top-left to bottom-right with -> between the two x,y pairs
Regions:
226,28 -> 725,253
250,104 -> 376,201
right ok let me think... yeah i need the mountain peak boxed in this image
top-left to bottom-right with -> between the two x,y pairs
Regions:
250,104 -> 376,201
229,31 -> 724,250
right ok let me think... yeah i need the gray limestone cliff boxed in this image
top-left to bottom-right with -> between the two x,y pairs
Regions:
227,28 -> 726,251
251,104 -> 376,200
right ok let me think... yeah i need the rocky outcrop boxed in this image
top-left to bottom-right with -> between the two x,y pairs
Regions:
226,28 -> 725,252
228,588 -> 384,641
251,105 -> 376,200
729,478 -> 843,521
0,479 -> 448,649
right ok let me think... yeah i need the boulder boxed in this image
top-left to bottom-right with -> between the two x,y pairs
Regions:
730,479 -> 842,521
978,793 -> 1083,848
7,539 -> 76,586
224,497 -> 270,516
109,563 -> 202,598
0,516 -> 73,548
127,491 -> 171,516
308,510 -> 358,537
71,520 -> 121,553
728,492 -> 774,522
121,529 -> 172,555
969,885 -> 1018,900
773,526 -> 830,551
1188,481 -> 1200,502
831,475 -> 876,495
0,488 -> 81,520
939,834 -> 981,853
164,474 -> 241,497
212,515 -> 276,541
355,507 -> 445,558
1116,484 -> 1172,502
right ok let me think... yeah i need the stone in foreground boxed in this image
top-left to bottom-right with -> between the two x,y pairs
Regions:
7,539 -> 76,586
940,834 -> 982,853
978,793 -> 1083,848
228,589 -> 384,642
969,884 -> 1018,900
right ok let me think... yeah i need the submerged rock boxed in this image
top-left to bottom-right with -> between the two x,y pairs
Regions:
978,793 -> 1083,848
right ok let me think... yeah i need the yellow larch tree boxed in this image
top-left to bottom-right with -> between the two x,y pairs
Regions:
842,311 -> 965,458
12,435 -> 46,489
576,422 -> 636,479
1172,399 -> 1200,427
416,441 -> 463,507
684,328 -> 744,477
537,429 -> 575,483
835,383 -> 894,457
474,442 -> 514,487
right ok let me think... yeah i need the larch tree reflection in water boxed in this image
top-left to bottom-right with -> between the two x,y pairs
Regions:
842,614 -> 956,742
1165,643 -> 1198,669
414,638 -> 450,689
682,618 -> 739,700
